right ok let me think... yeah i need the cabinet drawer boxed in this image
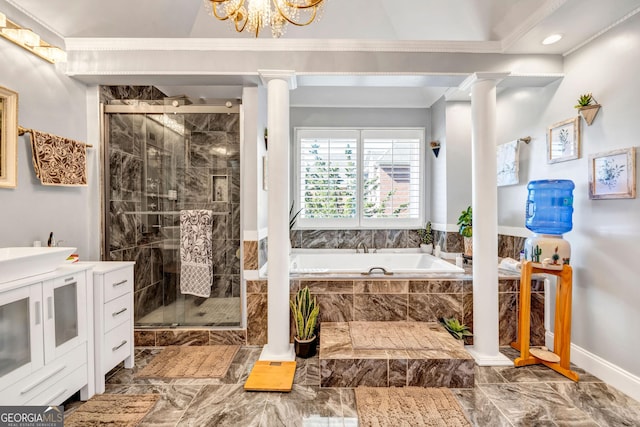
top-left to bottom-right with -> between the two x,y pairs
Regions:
103,268 -> 133,302
104,293 -> 132,333
27,363 -> 88,406
0,343 -> 87,405
103,321 -> 132,374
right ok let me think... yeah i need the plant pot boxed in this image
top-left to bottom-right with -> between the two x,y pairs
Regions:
294,335 -> 317,358
579,104 -> 601,126
420,243 -> 433,254
463,236 -> 473,257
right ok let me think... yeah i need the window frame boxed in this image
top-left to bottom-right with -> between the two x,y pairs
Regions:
293,127 -> 426,230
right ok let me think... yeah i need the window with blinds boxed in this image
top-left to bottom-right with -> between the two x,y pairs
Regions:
295,128 -> 424,228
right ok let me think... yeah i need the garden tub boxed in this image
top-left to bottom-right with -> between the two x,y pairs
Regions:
289,250 -> 464,275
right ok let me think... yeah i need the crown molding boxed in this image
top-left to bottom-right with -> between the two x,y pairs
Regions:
563,5 -> 640,56
5,0 -> 65,41
65,37 -> 503,53
500,0 -> 568,52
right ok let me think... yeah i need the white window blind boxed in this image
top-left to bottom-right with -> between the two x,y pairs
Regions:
295,128 -> 424,229
362,130 -> 421,222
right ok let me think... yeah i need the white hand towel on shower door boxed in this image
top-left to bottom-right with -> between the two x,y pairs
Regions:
180,210 -> 214,298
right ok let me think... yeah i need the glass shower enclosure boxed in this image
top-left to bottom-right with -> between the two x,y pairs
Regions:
102,101 -> 241,327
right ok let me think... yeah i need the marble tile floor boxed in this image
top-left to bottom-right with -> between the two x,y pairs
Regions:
64,346 -> 640,426
137,297 -> 241,327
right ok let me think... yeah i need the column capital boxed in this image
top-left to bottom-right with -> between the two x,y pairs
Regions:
459,72 -> 510,92
258,69 -> 297,90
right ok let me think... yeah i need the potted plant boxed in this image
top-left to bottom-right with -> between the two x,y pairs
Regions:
439,317 -> 472,343
289,201 -> 302,253
457,206 -> 472,257
574,92 -> 601,126
290,286 -> 320,358
417,221 -> 434,254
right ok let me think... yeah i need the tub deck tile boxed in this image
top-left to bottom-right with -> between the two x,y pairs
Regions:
319,321 -> 474,388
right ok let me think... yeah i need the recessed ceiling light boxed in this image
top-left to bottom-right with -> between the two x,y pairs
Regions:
542,34 -> 563,45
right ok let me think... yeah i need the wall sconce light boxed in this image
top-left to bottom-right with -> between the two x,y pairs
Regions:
430,141 -> 441,158
2,28 -> 40,46
0,11 -> 67,63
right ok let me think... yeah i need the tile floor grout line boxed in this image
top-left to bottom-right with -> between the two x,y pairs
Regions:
475,383 -> 516,427
172,384 -> 206,427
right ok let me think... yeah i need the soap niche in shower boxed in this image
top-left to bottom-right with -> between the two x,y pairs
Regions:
212,175 -> 228,202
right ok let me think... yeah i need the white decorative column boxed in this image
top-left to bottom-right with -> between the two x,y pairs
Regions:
460,72 -> 512,366
258,70 -> 296,361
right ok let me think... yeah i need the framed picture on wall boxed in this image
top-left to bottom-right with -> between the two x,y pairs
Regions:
589,147 -> 636,199
547,117 -> 580,163
497,139 -> 520,186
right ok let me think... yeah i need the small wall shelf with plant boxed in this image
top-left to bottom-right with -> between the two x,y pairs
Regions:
575,92 -> 601,126
430,141 -> 441,158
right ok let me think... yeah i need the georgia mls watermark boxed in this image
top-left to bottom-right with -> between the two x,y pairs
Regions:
0,406 -> 63,427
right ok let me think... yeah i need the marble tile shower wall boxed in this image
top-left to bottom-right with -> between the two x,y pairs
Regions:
103,87 -> 241,322
100,85 -> 166,104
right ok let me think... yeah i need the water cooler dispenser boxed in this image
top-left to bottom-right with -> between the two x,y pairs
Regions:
512,179 -> 579,381
523,179 -> 575,270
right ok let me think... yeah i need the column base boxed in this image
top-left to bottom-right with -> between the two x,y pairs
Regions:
465,346 -> 513,366
259,343 -> 296,361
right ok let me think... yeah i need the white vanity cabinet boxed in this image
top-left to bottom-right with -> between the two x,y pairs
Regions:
0,265 -> 94,405
89,262 -> 135,394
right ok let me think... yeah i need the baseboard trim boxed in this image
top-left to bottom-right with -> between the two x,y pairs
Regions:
545,331 -> 640,402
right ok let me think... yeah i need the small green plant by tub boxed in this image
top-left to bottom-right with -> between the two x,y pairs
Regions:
418,221 -> 434,245
574,93 -> 593,108
457,206 -> 472,238
440,317 -> 473,340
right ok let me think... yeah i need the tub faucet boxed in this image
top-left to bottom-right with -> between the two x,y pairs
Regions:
356,242 -> 369,253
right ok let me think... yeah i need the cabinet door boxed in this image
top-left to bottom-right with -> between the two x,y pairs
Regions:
0,284 -> 44,393
43,273 -> 87,363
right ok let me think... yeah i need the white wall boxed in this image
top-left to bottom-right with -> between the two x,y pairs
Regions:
0,5 -> 93,257
257,86 -> 268,232
429,97 -> 447,226
241,86 -> 269,238
496,13 -> 640,380
429,99 -> 473,230
445,102 -> 473,226
291,107 -> 430,129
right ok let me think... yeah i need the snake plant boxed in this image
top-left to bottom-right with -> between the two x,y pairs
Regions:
290,286 -> 319,340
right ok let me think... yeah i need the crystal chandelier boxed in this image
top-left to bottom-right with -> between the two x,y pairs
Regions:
203,0 -> 325,38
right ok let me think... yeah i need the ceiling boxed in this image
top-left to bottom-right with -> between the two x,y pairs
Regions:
5,0 -> 640,107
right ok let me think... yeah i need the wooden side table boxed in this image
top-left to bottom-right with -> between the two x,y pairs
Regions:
510,260 -> 579,381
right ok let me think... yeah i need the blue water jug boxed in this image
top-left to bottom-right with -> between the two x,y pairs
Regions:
525,180 -> 574,235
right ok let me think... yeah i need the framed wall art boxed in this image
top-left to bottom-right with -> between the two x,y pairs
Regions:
497,139 -> 520,186
547,117 -> 580,164
0,85 -> 18,188
589,147 -> 636,200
